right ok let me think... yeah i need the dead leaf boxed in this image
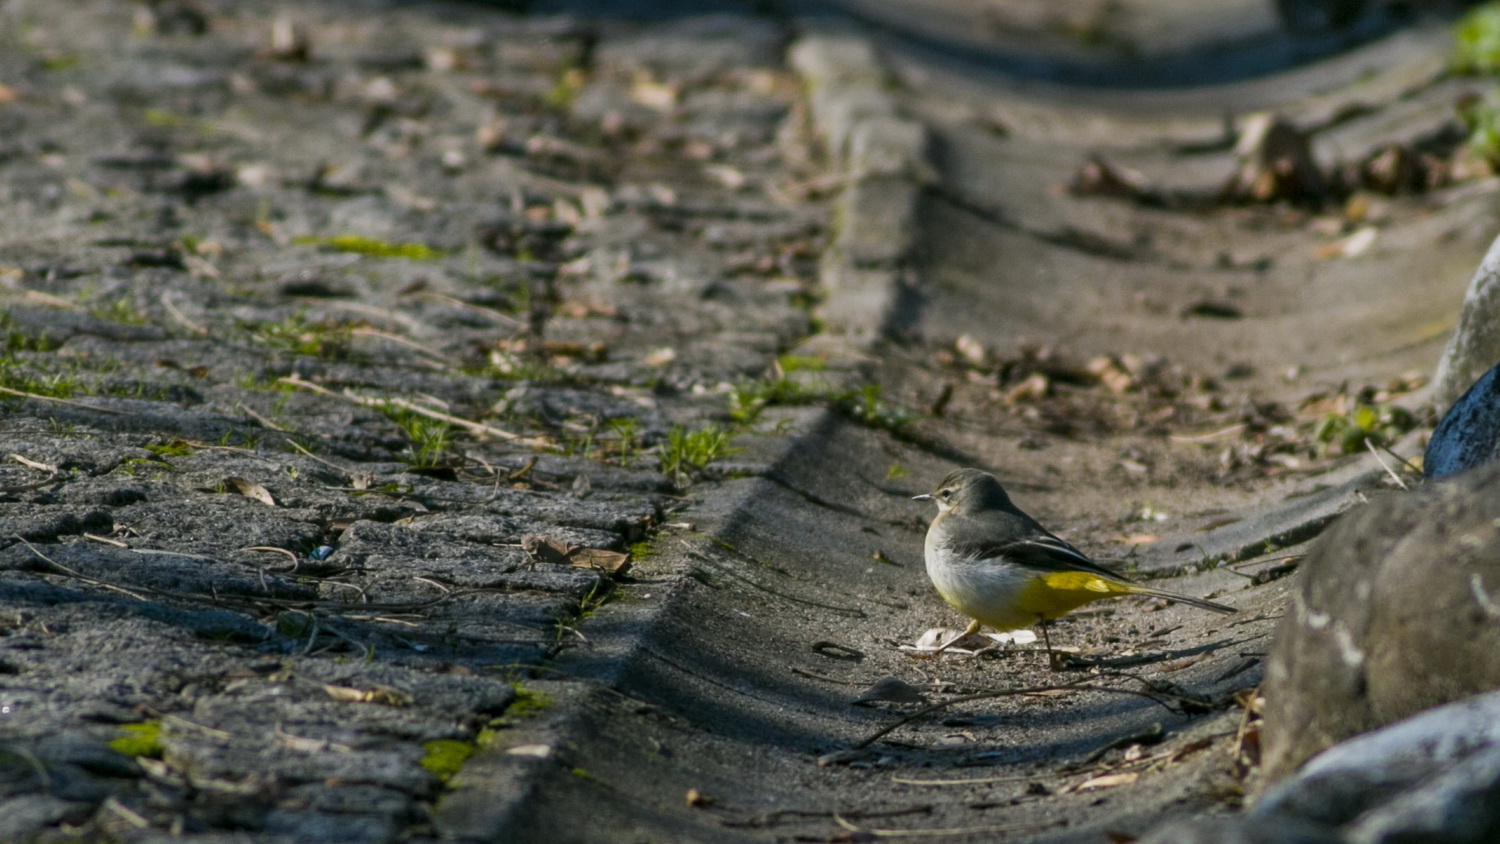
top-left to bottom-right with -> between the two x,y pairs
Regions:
1075,772 -> 1139,791
322,684 -> 412,706
1116,534 -> 1159,546
1068,154 -> 1153,202
506,744 -> 552,758
522,535 -> 631,575
1222,113 -> 1324,203
1157,655 -> 1207,672
555,299 -> 618,319
954,334 -> 987,367
1167,736 -> 1214,763
901,627 -> 1037,654
1316,226 -> 1377,260
267,17 -> 311,62
226,477 -> 276,506
537,340 -> 608,362
630,76 -> 679,110
1005,373 -> 1050,403
703,165 -> 746,190
643,347 -> 677,367
1087,356 -> 1135,394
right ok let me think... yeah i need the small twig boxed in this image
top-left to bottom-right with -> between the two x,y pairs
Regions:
159,291 -> 209,336
299,612 -> 322,656
404,292 -> 524,326
412,576 -> 453,594
242,546 -> 298,563
856,681 -> 1121,749
282,438 -> 349,475
159,713 -> 232,739
0,386 -> 128,414
891,772 -> 1037,786
83,533 -> 129,548
686,550 -> 865,617
1379,442 -> 1422,475
1366,438 -> 1409,490
1227,553 -> 1306,570
0,455 -> 59,493
1169,424 -> 1247,443
348,327 -> 456,365
237,403 -> 288,433
15,537 -> 154,602
832,814 -> 1056,839
278,376 -> 547,446
8,453 -> 58,473
1079,723 -> 1164,765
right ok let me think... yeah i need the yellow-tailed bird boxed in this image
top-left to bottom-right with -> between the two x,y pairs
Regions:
913,468 -> 1235,661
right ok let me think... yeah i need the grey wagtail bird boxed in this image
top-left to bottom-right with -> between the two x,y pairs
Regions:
913,468 -> 1235,663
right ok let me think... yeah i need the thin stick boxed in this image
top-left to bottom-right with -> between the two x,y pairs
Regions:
1169,424 -> 1247,443
855,681 -> 1171,749
891,772 -> 1037,786
0,386 -> 128,414
1379,442 -> 1422,475
405,292 -> 523,326
159,291 -> 209,336
237,403 -> 288,433
348,327 -> 455,365
277,376 -> 546,446
832,814 -> 1056,839
282,439 -> 349,474
1365,438 -> 1409,490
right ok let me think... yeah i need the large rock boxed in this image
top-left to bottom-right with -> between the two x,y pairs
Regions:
1255,689 -> 1500,844
1434,232 -> 1500,411
1260,461 -> 1500,783
1425,358 -> 1500,479
1142,690 -> 1500,844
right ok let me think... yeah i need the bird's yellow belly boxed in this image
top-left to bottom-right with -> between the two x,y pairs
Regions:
929,551 -> 1126,630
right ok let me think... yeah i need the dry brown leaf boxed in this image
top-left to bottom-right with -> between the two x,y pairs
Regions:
643,347 -> 677,367
1076,772 -> 1139,790
630,78 -> 678,110
225,477 -> 276,507
522,535 -> 631,575
1068,154 -> 1153,201
955,334 -> 987,367
1005,373 -> 1050,403
322,684 -> 412,706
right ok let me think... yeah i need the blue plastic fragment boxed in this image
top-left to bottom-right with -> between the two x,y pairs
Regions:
1426,360 -> 1500,479
309,545 -> 334,560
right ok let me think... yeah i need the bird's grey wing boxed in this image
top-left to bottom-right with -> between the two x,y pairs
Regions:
946,513 -> 1125,580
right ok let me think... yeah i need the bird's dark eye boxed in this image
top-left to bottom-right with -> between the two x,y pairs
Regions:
938,489 -> 952,500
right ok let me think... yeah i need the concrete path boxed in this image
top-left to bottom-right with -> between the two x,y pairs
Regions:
0,1 -> 1482,841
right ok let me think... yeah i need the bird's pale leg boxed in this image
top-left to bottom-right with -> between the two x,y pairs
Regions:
1038,617 -> 1065,672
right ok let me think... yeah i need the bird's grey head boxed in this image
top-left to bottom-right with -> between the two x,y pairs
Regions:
912,468 -> 1014,515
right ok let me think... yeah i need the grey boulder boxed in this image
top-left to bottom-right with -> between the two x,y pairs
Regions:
1261,460 -> 1500,782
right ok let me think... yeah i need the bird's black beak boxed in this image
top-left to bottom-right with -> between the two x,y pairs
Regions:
911,493 -> 932,501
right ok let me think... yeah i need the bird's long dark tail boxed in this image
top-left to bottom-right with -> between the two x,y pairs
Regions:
1127,584 -> 1236,614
